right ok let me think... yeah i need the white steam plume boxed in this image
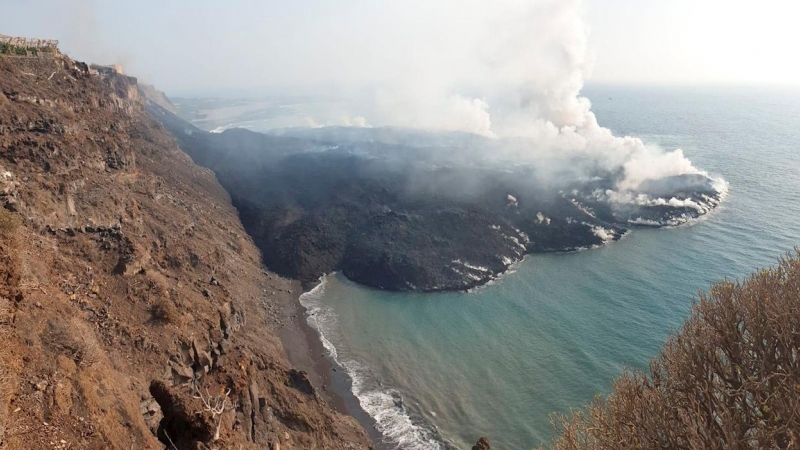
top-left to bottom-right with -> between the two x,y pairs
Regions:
340,0 -> 719,192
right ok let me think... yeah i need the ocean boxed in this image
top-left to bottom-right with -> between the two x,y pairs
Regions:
299,85 -> 800,449
178,85 -> 800,449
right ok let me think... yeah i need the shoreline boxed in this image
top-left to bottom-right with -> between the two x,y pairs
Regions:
273,278 -> 386,447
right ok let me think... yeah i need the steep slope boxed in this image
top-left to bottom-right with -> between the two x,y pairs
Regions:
0,53 -> 369,449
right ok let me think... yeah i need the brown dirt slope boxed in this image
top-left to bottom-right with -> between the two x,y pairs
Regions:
0,54 -> 369,449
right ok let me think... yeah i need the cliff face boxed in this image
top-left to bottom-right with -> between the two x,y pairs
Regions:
0,54 -> 369,449
138,83 -> 178,116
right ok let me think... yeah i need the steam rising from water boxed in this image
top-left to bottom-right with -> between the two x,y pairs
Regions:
229,2 -> 727,447
327,0 -> 724,196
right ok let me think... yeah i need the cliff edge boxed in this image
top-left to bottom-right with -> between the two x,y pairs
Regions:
0,52 -> 369,449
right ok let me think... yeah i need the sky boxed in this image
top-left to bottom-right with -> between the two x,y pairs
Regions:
0,0 -> 741,201
1,0 -> 799,95
587,0 -> 800,86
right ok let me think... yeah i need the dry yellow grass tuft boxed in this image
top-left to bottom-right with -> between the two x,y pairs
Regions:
1,298 -> 15,445
0,299 -> 11,326
44,319 -> 102,368
152,297 -> 180,325
0,210 -> 20,236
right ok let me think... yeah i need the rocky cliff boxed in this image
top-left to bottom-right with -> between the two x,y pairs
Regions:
0,53 -> 369,449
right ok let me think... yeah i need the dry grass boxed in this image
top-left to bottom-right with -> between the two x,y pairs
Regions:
146,271 -> 170,297
147,271 -> 180,324
0,299 -> 12,377
542,251 -> 800,450
0,298 -> 14,446
0,333 -> 11,392
45,319 -> 102,368
0,209 -> 20,236
152,297 -> 180,324
0,299 -> 11,326
0,351 -> 8,447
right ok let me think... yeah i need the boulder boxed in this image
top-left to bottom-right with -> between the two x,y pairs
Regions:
472,437 -> 491,450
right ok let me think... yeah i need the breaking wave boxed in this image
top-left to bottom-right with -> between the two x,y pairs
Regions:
300,275 -> 452,450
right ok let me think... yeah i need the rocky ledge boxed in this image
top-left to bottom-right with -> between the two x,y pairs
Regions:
149,106 -> 724,292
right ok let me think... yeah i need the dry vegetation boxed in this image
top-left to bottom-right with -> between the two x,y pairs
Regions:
543,252 -> 800,449
0,298 -> 14,447
43,319 -> 102,368
0,299 -> 11,375
190,381 -> 235,442
0,209 -> 20,236
0,53 -> 369,449
0,298 -> 10,327
152,297 -> 180,324
0,210 -> 17,447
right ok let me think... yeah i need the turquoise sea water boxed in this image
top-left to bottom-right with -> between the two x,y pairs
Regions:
299,86 -> 800,449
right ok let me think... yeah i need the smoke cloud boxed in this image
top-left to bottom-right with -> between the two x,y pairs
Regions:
297,0 -> 721,194
2,0 -> 723,196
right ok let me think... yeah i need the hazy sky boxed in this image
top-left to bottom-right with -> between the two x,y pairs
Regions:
1,0 -> 798,95
0,0 -> 746,193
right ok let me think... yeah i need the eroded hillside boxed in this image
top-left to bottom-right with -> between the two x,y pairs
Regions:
0,54 -> 369,449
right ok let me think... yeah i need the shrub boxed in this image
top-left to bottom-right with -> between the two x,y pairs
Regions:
75,333 -> 102,367
152,297 -> 179,324
542,251 -> 800,449
190,381 -> 234,442
45,319 -> 102,368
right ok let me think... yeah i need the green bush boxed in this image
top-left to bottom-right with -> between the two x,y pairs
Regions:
0,43 -> 53,56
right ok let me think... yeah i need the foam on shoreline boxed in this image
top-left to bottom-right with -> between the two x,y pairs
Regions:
300,275 -> 453,450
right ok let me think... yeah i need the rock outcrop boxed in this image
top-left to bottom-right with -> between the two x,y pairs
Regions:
138,83 -> 178,115
0,53 -> 369,449
473,437 -> 491,450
